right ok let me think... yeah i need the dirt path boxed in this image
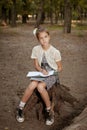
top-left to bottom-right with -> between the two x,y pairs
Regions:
0,25 -> 87,130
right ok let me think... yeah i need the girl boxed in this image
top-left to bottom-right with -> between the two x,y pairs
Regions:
16,27 -> 62,125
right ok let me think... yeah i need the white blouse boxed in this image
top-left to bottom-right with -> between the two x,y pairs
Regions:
31,45 -> 61,71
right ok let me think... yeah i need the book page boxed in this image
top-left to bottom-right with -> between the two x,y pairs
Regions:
26,70 -> 54,77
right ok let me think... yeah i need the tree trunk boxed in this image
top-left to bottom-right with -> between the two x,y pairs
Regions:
35,1 -> 45,28
55,11 -> 59,24
22,14 -> 28,24
1,5 -> 7,26
64,0 -> 72,33
11,0 -> 16,27
49,0 -> 53,24
50,12 -> 53,25
23,83 -> 78,120
8,8 -> 11,24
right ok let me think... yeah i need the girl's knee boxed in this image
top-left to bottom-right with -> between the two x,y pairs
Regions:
27,81 -> 38,91
37,83 -> 46,93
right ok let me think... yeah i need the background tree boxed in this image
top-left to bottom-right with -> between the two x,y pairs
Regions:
75,0 -> 87,23
34,0 -> 45,27
11,0 -> 16,27
0,0 -> 87,31
21,0 -> 29,24
64,0 -> 72,33
0,0 -> 9,26
46,0 -> 64,24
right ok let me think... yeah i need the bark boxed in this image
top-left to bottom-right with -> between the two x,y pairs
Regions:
55,11 -> 59,24
35,1 -> 45,28
11,0 -> 16,27
22,0 -> 28,24
8,8 -> 11,24
64,0 -> 72,33
24,83 -> 78,120
63,99 -> 87,130
49,0 -> 53,24
22,14 -> 28,24
1,5 -> 7,26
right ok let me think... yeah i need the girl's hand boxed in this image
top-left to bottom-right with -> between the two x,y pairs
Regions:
41,69 -> 48,75
56,61 -> 62,72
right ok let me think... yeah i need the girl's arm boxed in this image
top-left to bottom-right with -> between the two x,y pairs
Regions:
56,61 -> 62,72
33,59 -> 48,75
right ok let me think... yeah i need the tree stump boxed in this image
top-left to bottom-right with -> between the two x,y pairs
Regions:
23,83 -> 78,120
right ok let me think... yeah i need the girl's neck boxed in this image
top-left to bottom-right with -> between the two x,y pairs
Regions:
42,44 -> 51,50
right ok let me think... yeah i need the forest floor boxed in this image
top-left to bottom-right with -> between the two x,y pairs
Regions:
0,24 -> 87,130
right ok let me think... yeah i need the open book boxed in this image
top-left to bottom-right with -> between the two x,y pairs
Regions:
26,70 -> 54,77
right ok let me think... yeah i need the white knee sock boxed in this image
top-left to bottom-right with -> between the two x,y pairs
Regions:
19,101 -> 26,109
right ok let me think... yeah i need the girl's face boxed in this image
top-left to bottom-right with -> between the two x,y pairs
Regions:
38,31 -> 50,47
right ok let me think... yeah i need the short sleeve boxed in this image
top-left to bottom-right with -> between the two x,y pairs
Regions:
54,50 -> 61,62
31,47 -> 37,59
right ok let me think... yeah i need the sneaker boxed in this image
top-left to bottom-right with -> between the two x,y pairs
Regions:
45,109 -> 54,125
16,108 -> 24,123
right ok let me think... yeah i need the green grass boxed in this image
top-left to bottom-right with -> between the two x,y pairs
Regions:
47,24 -> 87,33
74,23 -> 87,30
72,23 -> 87,37
47,24 -> 63,31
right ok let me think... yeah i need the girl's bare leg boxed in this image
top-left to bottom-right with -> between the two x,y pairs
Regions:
21,80 -> 38,103
37,82 -> 55,125
37,82 -> 51,109
16,80 -> 39,122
